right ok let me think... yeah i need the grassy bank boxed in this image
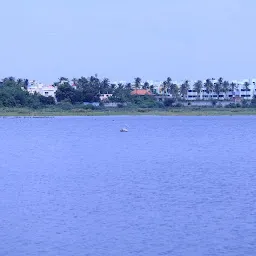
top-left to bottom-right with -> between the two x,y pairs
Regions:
1,107 -> 256,116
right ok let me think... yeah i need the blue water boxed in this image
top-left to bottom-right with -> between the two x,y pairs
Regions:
0,116 -> 255,256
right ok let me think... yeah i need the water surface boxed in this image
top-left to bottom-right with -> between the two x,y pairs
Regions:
0,116 -> 255,256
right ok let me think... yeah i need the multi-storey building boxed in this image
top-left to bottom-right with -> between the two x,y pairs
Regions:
154,79 -> 256,100
27,80 -> 57,98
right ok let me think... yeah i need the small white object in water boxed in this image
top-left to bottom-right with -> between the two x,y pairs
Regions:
120,128 -> 128,132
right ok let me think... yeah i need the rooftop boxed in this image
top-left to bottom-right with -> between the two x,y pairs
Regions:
131,89 -> 153,96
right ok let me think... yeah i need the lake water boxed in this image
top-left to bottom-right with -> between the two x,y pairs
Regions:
0,116 -> 255,256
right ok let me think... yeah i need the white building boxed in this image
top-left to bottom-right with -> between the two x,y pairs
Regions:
185,79 -> 256,101
153,78 -> 256,100
100,94 -> 113,101
27,80 -> 57,98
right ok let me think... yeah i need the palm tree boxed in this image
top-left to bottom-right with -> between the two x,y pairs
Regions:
222,81 -> 230,99
244,81 -> 250,99
193,80 -> 203,99
213,81 -> 222,100
161,81 -> 168,95
180,80 -> 190,99
100,78 -> 110,93
77,76 -> 89,90
17,78 -> 23,86
204,79 -> 213,100
118,83 -> 124,89
166,77 -> 172,94
59,77 -> 69,84
7,76 -> 15,82
142,81 -> 150,90
134,77 -> 141,88
230,82 -> 237,99
169,83 -> 179,99
111,83 -> 116,91
125,83 -> 132,90
24,79 -> 29,90
149,84 -> 155,94
212,77 -> 223,100
134,77 -> 141,94
218,77 -> 223,85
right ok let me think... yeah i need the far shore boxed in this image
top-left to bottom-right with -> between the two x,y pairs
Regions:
1,107 -> 256,117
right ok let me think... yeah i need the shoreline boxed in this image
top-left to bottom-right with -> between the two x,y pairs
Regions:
0,108 -> 256,117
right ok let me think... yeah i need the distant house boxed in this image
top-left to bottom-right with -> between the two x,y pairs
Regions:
131,89 -> 152,96
27,80 -> 57,98
71,83 -> 77,89
40,85 -> 57,98
100,94 -> 113,101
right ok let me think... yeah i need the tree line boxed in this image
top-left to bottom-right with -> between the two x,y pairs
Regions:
54,76 -> 252,103
0,75 -> 254,108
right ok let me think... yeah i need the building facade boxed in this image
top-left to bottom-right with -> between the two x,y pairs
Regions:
27,80 -> 57,98
152,79 -> 256,100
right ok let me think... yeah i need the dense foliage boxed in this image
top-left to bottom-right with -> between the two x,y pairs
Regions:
0,77 -> 55,108
1,75 -> 256,109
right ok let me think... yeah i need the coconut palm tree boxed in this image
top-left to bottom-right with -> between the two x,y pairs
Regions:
213,81 -> 222,100
149,84 -> 155,94
101,78 -> 110,93
193,80 -> 203,99
142,81 -> 150,90
24,79 -> 29,90
59,77 -> 69,84
230,82 -> 237,98
118,83 -> 124,89
134,77 -> 141,89
180,80 -> 190,99
170,83 -> 179,99
218,77 -> 223,85
166,77 -> 172,85
16,78 -> 23,86
222,81 -> 230,99
244,81 -> 250,99
134,77 -> 141,94
161,81 -> 168,95
204,79 -> 213,100
125,83 -> 132,90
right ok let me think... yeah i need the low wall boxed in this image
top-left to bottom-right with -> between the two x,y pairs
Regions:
182,100 -> 236,107
104,103 -> 127,107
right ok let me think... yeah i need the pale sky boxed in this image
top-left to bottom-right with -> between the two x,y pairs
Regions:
0,0 -> 255,83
